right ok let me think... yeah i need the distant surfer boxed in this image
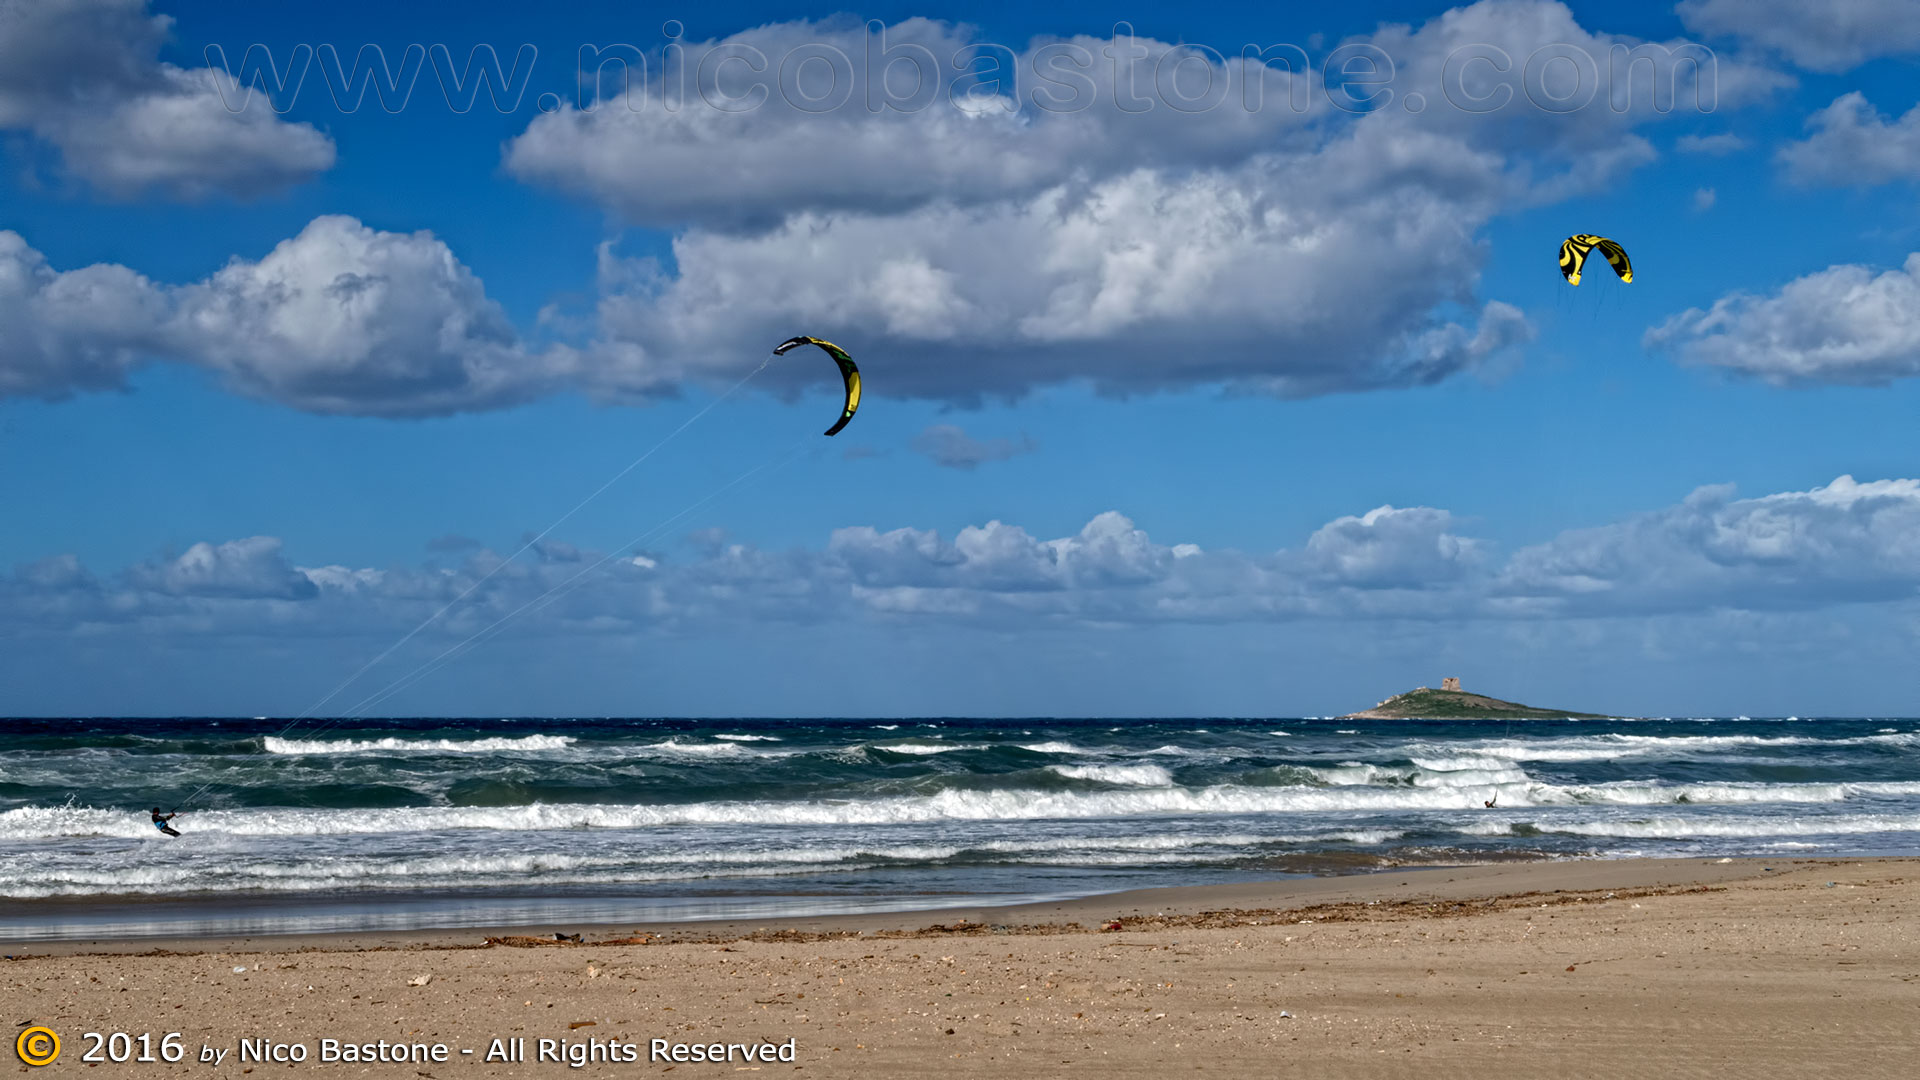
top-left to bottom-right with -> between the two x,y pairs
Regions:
1483,795 -> 1497,809
150,808 -> 181,837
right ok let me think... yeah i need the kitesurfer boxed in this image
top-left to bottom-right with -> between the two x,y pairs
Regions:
150,807 -> 182,836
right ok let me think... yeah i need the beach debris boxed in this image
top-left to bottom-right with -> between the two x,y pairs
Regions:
482,934 -> 638,948
407,975 -> 432,987
1103,921 -> 1123,931
231,966 -> 247,973
1279,1011 -> 1293,1019
568,1021 -> 596,1030
586,965 -> 600,978
1715,858 -> 1733,864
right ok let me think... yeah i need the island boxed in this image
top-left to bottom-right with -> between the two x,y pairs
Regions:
1342,677 -> 1613,720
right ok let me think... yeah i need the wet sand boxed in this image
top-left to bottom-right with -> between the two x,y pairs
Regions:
9,857 -> 1918,1076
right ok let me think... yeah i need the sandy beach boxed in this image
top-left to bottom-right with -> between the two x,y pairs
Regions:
10,856 -> 1917,1077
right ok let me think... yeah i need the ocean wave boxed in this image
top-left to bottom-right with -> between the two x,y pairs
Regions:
18,775 -> 1914,841
635,738 -> 755,758
1408,731 -> 1920,764
1048,764 -> 1175,787
712,734 -> 782,742
867,741 -> 977,755
1464,812 -> 1920,840
1144,744 -> 1219,758
0,857 -> 885,899
0,789 -> 1460,839
0,828 -> 1410,898
1312,763 -> 1533,789
1408,755 -> 1518,772
1018,741 -> 1098,755
264,735 -> 576,755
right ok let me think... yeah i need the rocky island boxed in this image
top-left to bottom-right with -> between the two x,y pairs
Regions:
1343,677 -> 1613,720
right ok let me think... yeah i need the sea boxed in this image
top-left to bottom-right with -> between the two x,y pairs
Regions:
4,715 -> 1918,941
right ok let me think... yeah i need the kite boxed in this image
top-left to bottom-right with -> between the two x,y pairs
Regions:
773,336 -> 861,436
1558,235 -> 1633,286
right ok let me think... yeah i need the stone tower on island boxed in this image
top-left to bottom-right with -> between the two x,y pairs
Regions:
1441,676 -> 1461,691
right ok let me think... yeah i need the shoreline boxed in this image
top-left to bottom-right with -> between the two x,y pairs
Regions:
10,854 -> 1864,956
13,854 -> 1917,1076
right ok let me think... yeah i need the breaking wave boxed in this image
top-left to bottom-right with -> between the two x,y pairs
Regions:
265,735 -> 576,755
1048,764 -> 1175,787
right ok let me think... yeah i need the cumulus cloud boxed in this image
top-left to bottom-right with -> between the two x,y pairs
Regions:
506,19 -> 1316,232
169,216 -> 552,415
507,2 -> 1766,404
0,3 -> 1782,411
0,0 -> 334,198
1498,477 -> 1920,613
125,537 -> 318,599
1646,253 -> 1920,385
1692,186 -> 1716,211
510,5 -> 1772,227
912,424 -> 1036,469
1678,0 -> 1920,72
15,477 -> 1915,644
581,161 -> 1536,402
1304,506 -> 1484,588
1,217 -> 560,414
0,230 -> 169,398
1778,93 -> 1920,187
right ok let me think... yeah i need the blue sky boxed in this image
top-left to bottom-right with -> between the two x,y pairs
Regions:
4,0 -> 1920,717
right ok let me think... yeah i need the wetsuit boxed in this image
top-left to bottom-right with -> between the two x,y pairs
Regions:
151,811 -> 181,837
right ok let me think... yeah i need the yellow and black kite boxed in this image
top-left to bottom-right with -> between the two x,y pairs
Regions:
773,336 -> 861,436
1558,235 -> 1632,286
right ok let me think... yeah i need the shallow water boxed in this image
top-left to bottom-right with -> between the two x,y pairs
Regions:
4,715 -> 1917,939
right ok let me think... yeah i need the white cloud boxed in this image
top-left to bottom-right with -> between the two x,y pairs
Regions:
0,3 -> 1790,412
507,2 -> 1771,404
18,476 -> 1916,643
510,4 -> 1773,228
1679,0 -> 1920,72
1646,253 -> 1920,385
912,424 -> 1036,469
1777,93 -> 1920,187
1,217 -> 561,414
1692,186 -> 1716,211
1305,506 -> 1484,588
0,230 -> 169,398
3,174 -> 1534,409
169,216 -> 553,415
1498,477 -> 1920,613
506,19 -> 1316,232
126,537 -> 318,600
0,0 -> 334,198
581,154 -> 1535,402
